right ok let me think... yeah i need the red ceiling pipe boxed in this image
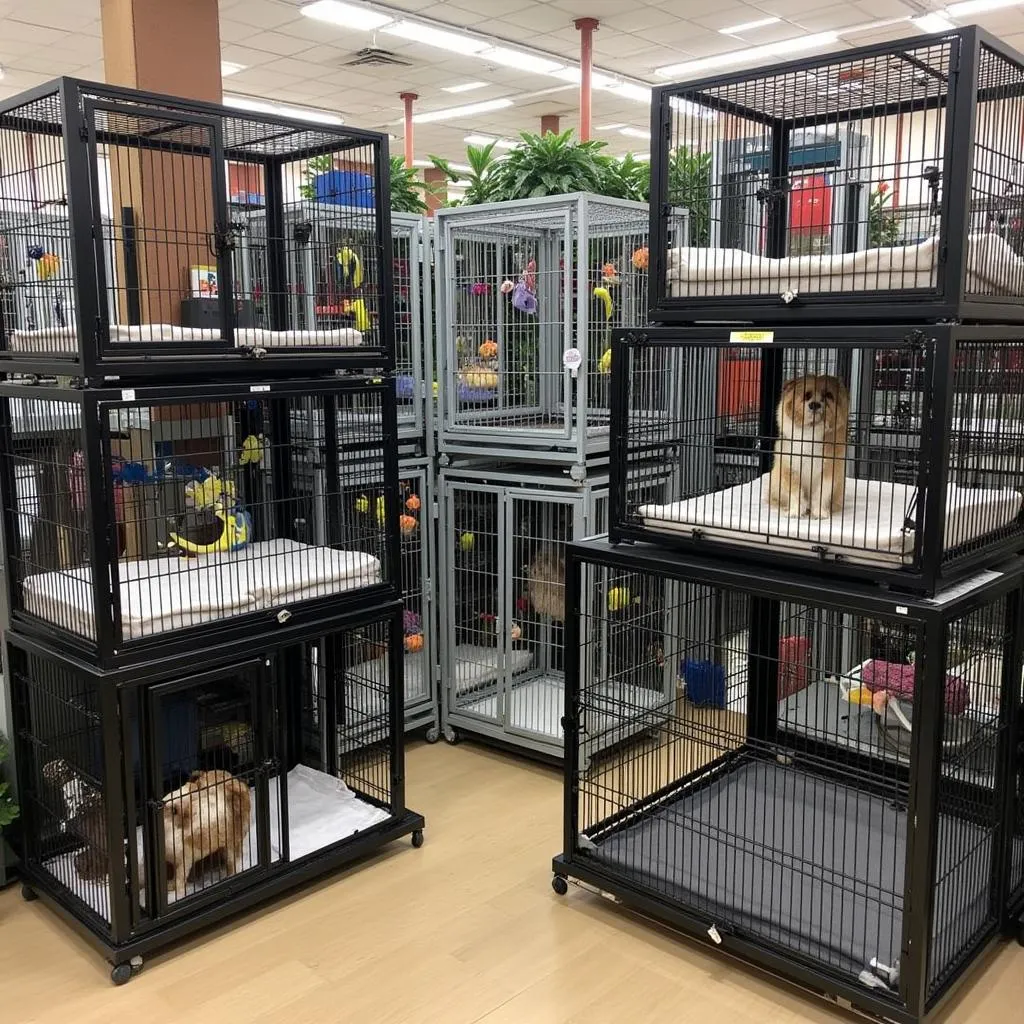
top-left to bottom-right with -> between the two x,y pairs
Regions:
575,18 -> 599,142
400,92 -> 418,168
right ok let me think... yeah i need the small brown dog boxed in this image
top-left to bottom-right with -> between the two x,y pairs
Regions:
162,769 -> 252,898
767,374 -> 850,519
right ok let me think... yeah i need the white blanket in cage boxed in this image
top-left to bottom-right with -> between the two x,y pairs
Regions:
22,540 -> 381,641
7,324 -> 365,355
666,233 -> 1024,298
638,476 -> 1023,567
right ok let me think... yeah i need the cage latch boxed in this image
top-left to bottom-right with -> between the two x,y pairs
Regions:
276,608 -> 292,625
810,544 -> 830,560
211,222 -> 240,259
921,166 -> 941,216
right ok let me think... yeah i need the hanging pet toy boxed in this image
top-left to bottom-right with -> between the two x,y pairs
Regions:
512,258 -> 537,315
166,471 -> 251,557
335,245 -> 364,289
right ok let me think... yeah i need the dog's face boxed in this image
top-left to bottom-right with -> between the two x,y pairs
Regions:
779,375 -> 849,435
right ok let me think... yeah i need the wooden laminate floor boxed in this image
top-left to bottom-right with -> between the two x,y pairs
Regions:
1,741 -> 1022,1024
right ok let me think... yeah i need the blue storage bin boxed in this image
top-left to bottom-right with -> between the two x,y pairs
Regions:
313,170 -> 375,208
681,658 -> 726,709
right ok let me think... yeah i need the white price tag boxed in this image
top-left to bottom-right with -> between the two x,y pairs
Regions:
120,388 -> 135,402
563,348 -> 583,377
250,384 -> 271,393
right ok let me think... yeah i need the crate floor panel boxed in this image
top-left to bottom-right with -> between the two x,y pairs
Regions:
459,673 -> 669,741
589,759 -> 993,983
344,650 -> 431,721
7,324 -> 364,354
453,644 -> 535,696
21,540 -> 381,641
639,476 -> 1022,567
41,764 -> 391,923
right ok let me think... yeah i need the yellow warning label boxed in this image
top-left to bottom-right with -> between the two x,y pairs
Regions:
729,330 -> 774,344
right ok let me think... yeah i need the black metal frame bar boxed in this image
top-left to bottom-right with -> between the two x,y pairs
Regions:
0,76 -> 395,379
0,376 -> 402,669
646,25 -> 1024,326
556,538 -> 1024,1024
608,324 -> 1024,596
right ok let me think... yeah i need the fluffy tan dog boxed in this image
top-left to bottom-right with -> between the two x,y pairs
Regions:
767,374 -> 849,519
163,769 -> 252,898
528,549 -> 565,621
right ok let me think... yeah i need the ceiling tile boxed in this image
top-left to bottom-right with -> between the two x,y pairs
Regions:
241,31 -> 317,57
791,5 -> 875,31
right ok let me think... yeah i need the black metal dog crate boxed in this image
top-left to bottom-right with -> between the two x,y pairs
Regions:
553,538 -> 1024,1024
0,77 -> 394,379
0,376 -> 400,668
609,325 -> 1024,594
8,602 -> 424,981
647,26 -> 1024,325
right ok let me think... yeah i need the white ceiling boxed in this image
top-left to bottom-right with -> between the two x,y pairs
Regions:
2,0 -> 1024,167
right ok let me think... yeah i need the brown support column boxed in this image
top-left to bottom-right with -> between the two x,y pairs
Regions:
541,114 -> 560,136
424,167 -> 448,217
401,93 -> 418,169
575,18 -> 599,142
100,0 -> 223,328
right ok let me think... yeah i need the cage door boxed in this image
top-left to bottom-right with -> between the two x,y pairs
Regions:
142,660 -> 269,919
83,100 -> 234,358
504,491 -> 579,741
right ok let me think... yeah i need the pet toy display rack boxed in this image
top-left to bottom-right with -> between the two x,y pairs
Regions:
437,460 -> 677,761
238,206 -> 433,454
0,77 -> 395,380
434,193 -> 657,473
552,537 -> 1024,1024
607,323 -> 1024,597
7,603 -> 425,984
646,26 -> 1024,327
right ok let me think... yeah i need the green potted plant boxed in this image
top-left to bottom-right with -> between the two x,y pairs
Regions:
0,734 -> 19,888
429,140 -> 506,206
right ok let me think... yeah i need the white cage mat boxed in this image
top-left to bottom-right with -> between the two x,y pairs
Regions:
22,539 -> 381,641
7,324 -> 364,355
452,644 -> 535,695
639,476 -> 1022,567
42,764 -> 391,923
666,233 -> 1024,298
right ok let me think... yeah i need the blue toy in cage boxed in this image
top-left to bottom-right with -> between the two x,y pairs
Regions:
681,659 -> 726,709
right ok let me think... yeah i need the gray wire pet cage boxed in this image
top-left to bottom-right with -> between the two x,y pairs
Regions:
554,538 -> 1024,1024
438,462 -> 676,761
434,194 -> 664,470
239,206 -> 432,450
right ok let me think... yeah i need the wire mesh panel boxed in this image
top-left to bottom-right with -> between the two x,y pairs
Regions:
439,466 -> 673,757
612,325 -> 1024,593
0,78 -> 393,377
0,378 -> 398,667
649,27 -> 1024,324
239,207 -> 429,443
556,541 -> 1024,1021
8,606 -> 417,958
436,194 -> 649,463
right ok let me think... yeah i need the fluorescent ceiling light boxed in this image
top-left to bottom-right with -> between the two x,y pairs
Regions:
221,61 -> 246,77
443,82 -> 487,93
620,127 -> 650,139
912,13 -> 956,30
720,17 -> 781,35
465,133 -> 516,149
300,0 -> 392,31
412,98 -> 513,124
223,95 -> 344,125
946,0 -> 1022,13
607,83 -> 651,103
383,20 -> 489,54
481,46 -> 564,75
656,31 -> 839,78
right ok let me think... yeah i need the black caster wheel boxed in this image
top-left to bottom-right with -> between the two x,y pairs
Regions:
552,876 -> 569,896
411,829 -> 424,849
110,963 -> 134,986
424,726 -> 440,744
21,884 -> 38,902
443,725 -> 459,745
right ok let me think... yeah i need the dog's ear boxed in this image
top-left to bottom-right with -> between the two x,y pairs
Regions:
189,771 -> 204,783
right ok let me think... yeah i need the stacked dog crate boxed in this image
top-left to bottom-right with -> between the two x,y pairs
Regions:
433,193 -> 679,759
553,27 -> 1024,1023
0,78 -> 424,982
